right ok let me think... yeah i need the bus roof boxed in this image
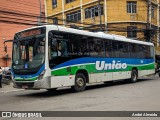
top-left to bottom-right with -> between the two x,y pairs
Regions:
16,25 -> 154,46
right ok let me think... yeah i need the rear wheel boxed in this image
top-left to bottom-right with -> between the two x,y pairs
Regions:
72,73 -> 86,92
130,69 -> 138,83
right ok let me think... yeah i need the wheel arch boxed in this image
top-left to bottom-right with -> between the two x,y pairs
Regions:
132,67 -> 138,77
76,69 -> 89,83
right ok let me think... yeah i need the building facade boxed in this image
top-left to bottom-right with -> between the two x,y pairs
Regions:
0,0 -> 45,67
45,0 -> 160,54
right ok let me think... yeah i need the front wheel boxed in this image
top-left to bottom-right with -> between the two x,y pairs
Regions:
130,69 -> 138,83
72,73 -> 86,92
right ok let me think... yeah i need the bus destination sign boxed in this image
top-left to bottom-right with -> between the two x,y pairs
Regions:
19,29 -> 41,38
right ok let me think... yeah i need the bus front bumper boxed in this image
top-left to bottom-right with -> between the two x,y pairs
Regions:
12,77 -> 51,89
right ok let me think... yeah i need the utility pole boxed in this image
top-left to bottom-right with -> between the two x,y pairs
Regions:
146,0 -> 151,42
98,0 -> 102,31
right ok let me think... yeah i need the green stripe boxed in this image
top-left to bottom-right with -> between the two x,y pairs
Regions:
15,77 -> 37,81
51,63 -> 155,76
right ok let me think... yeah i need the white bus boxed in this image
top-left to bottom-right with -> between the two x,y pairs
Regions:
11,25 -> 155,92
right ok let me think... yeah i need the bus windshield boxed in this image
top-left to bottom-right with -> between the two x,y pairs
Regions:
12,35 -> 45,72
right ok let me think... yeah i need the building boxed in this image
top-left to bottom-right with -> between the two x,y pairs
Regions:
0,0 -> 45,67
45,0 -> 160,55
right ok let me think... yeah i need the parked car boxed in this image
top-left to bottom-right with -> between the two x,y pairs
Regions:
2,67 -> 11,80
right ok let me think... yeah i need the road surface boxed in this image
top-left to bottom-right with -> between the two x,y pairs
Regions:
0,75 -> 160,120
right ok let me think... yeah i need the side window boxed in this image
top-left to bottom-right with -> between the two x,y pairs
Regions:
146,46 -> 151,58
118,42 -> 129,58
88,38 -> 104,57
48,31 -> 71,68
95,39 -> 104,57
88,39 -> 95,57
49,31 -> 70,59
70,34 -> 80,53
80,36 -> 89,56
112,41 -> 118,57
104,39 -> 112,57
138,45 -> 145,58
61,40 -> 68,56
123,42 -> 130,58
129,43 -> 138,58
128,44 -> 152,59
117,41 -> 124,58
142,45 -> 150,58
50,38 -> 61,58
70,34 -> 88,57
140,45 -> 153,59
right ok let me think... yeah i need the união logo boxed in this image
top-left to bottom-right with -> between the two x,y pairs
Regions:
96,60 -> 127,70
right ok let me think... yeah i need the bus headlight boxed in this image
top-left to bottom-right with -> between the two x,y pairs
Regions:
38,70 -> 46,80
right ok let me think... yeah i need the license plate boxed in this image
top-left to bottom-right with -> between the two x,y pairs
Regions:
22,86 -> 28,89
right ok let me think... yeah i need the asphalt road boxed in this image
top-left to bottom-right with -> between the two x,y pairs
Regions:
0,75 -> 160,120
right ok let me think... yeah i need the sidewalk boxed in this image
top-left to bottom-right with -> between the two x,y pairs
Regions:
0,82 -> 23,93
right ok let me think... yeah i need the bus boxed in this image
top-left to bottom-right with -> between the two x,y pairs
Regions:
11,25 -> 155,92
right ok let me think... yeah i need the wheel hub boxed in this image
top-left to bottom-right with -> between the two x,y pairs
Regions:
76,78 -> 84,87
132,72 -> 137,81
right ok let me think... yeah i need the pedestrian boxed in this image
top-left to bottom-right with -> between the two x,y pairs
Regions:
0,67 -> 2,88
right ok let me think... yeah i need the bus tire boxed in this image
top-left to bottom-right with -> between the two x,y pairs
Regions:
130,69 -> 138,83
72,73 -> 86,92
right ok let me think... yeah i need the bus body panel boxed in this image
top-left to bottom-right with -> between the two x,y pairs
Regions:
50,75 -> 75,88
112,71 -> 131,80
11,25 -> 155,90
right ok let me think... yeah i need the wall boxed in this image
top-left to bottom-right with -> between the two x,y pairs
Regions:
0,0 -> 45,67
